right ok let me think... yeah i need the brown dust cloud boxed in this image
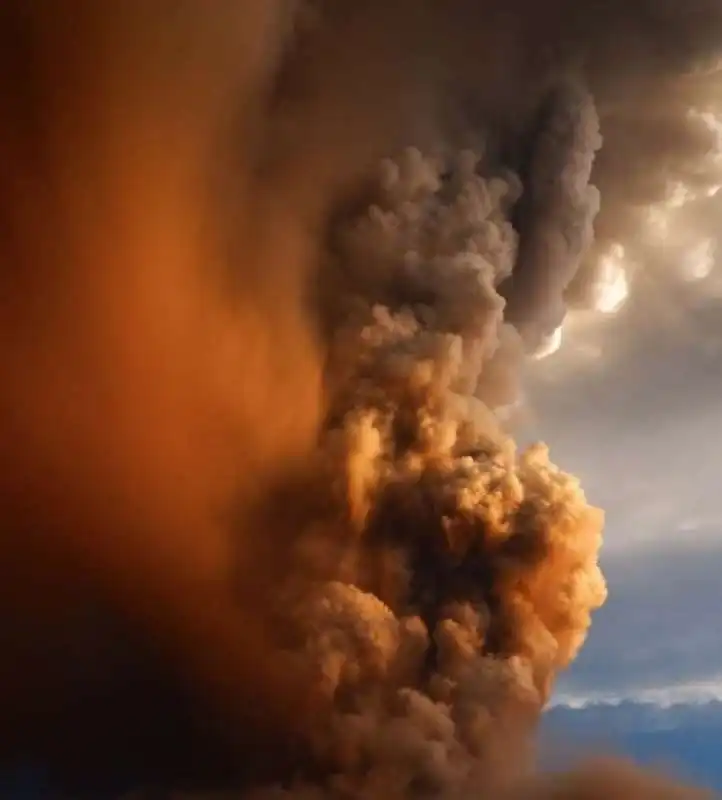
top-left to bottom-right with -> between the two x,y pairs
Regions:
0,1 -> 721,798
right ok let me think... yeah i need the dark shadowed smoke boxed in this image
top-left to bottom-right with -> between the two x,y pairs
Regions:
0,1 -> 721,799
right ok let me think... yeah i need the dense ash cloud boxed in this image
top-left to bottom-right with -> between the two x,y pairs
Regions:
1,1 -> 722,798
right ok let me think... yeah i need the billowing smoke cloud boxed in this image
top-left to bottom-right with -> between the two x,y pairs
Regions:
1,1 -> 722,798
258,145 -> 608,797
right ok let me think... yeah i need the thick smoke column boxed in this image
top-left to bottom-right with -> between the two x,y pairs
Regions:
260,145 -> 608,797
502,82 -> 601,352
1,1 -> 722,798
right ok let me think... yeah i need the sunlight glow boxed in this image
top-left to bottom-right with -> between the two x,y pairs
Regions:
594,244 -> 629,314
532,325 -> 564,360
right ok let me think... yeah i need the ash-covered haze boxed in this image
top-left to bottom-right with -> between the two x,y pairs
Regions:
1,1 -> 722,798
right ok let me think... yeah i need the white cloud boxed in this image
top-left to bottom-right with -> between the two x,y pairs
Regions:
552,676 -> 722,711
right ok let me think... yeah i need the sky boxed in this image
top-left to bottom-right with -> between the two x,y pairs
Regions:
521,264 -> 722,787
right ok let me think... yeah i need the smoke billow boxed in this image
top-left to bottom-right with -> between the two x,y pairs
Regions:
2,1 -> 722,798
263,145 -> 607,798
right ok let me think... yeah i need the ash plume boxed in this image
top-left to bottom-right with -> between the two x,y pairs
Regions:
1,1 -> 722,799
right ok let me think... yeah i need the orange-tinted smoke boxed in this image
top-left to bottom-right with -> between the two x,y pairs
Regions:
0,0 -> 328,788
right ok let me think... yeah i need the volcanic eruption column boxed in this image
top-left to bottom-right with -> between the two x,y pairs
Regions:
3,2 -> 722,797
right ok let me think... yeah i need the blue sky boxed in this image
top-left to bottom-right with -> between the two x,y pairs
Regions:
523,281 -> 722,788
543,701 -> 722,790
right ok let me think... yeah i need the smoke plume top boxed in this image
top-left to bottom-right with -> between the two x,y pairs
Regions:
1,1 -> 722,798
